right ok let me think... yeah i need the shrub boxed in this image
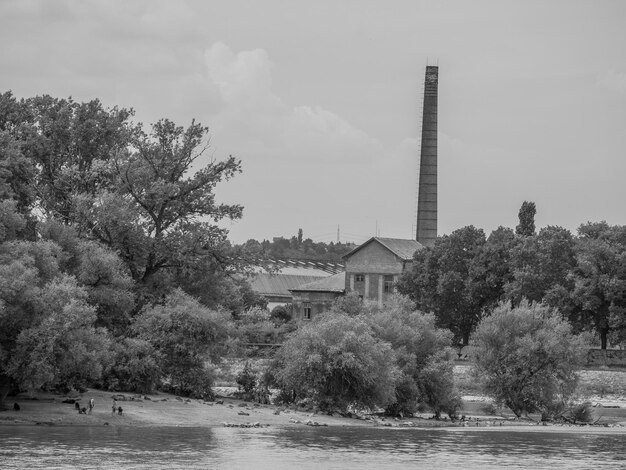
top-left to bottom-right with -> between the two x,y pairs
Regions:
417,354 -> 462,419
236,362 -> 257,396
132,289 -> 226,398
472,300 -> 590,418
569,401 -> 594,424
273,313 -> 398,412
102,338 -> 161,393
365,295 -> 455,416
270,305 -> 292,324
161,366 -> 215,400
236,306 -> 282,344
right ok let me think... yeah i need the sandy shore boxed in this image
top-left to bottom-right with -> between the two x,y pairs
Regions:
1,388 -> 625,434
0,388 -> 370,429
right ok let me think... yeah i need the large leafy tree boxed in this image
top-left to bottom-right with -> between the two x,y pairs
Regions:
0,92 -> 137,224
39,220 -> 136,335
397,226 -> 488,345
504,226 -> 576,305
2,93 -> 248,309
472,300 -> 589,419
470,226 -> 517,312
0,236 -> 114,406
74,119 -> 243,302
6,275 -> 112,395
569,222 -> 626,349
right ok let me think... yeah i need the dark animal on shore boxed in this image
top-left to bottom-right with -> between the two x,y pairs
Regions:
118,406 -> 123,416
13,403 -> 20,411
79,407 -> 87,414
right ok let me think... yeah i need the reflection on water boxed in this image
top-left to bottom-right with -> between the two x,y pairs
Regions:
0,425 -> 625,469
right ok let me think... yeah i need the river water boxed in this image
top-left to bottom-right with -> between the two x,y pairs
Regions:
1,425 -> 625,469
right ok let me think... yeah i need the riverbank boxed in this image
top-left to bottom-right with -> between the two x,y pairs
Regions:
1,386 -> 625,432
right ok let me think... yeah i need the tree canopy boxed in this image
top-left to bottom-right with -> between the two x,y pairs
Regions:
0,92 -> 250,406
397,225 -> 489,345
516,201 -> 536,237
472,300 -> 589,418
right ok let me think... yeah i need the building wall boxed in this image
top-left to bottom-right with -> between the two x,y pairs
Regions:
344,242 -> 409,306
345,242 -> 403,275
291,291 -> 343,321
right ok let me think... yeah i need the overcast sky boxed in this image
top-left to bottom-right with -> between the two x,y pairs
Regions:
1,0 -> 625,245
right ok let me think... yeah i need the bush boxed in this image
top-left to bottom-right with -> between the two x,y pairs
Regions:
236,362 -> 257,396
236,306 -> 282,344
472,300 -> 590,418
569,401 -> 594,424
132,289 -> 227,398
270,305 -> 293,324
365,295 -> 455,416
161,366 -> 215,400
102,338 -> 161,393
417,354 -> 462,419
273,313 -> 398,412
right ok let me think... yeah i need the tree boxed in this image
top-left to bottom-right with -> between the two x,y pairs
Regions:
0,129 -> 36,233
472,300 -> 589,419
365,295 -> 458,417
569,222 -> 626,349
504,226 -> 576,305
39,220 -> 136,335
470,226 -> 517,312
132,289 -> 229,398
4,275 -> 112,395
0,200 -> 26,243
273,312 -> 398,412
102,337 -> 161,394
516,201 -> 536,236
0,93 -> 137,224
74,118 -> 243,303
397,226 -> 488,345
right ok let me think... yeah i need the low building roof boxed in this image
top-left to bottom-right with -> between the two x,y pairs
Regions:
342,237 -> 423,261
290,272 -> 346,293
250,273 -> 326,298
249,259 -> 344,275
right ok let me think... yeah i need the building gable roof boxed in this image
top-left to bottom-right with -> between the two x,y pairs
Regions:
342,237 -> 423,261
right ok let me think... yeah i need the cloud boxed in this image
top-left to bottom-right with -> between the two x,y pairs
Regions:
195,43 -> 389,242
202,43 -> 381,164
597,69 -> 626,95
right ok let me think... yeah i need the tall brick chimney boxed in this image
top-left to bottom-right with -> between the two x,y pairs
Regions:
416,65 -> 438,247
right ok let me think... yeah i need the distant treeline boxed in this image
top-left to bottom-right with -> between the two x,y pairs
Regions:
235,229 -> 356,262
397,202 -> 626,351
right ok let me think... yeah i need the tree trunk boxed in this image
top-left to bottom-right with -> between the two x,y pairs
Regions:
600,329 -> 608,350
0,374 -> 12,411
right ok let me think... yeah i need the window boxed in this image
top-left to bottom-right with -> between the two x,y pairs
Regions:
355,274 -> 365,283
383,275 -> 394,293
303,302 -> 312,320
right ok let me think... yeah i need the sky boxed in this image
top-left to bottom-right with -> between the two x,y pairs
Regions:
1,0 -> 625,245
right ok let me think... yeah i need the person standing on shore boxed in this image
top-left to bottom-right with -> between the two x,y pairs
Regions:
88,398 -> 95,414
112,398 -> 117,416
